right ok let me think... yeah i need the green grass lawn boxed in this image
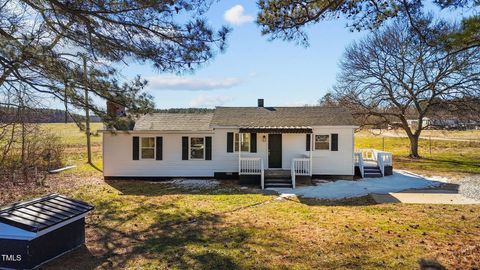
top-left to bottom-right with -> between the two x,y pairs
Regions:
36,179 -> 479,269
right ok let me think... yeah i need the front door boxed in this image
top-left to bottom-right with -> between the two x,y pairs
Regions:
268,134 -> 282,168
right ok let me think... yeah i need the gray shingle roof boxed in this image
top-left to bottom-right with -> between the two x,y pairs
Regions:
133,107 -> 355,131
134,113 -> 214,131
210,107 -> 356,127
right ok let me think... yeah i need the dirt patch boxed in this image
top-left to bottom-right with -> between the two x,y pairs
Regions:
0,174 -> 103,206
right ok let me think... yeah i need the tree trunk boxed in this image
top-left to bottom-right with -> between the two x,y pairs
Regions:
83,56 -> 92,165
408,134 -> 420,158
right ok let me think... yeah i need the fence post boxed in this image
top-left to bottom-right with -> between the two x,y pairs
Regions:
382,137 -> 385,151
429,136 -> 432,156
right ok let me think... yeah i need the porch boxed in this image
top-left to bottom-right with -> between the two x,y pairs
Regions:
354,149 -> 393,178
236,127 -> 314,189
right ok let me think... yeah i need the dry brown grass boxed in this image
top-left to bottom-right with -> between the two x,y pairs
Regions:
3,176 -> 473,270
3,125 -> 478,269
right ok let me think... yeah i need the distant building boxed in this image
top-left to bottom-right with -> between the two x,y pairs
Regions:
406,118 -> 431,129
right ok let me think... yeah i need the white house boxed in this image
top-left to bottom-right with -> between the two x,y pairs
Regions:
102,99 -> 391,188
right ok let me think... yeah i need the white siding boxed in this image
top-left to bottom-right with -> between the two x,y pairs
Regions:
310,126 -> 355,175
103,129 -> 239,177
102,126 -> 355,177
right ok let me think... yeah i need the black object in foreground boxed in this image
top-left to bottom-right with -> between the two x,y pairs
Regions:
0,194 -> 94,269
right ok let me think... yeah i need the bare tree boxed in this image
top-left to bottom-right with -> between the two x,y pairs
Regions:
0,89 -> 63,185
335,18 -> 480,158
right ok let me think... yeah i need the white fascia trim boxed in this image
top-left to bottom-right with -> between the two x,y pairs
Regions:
0,213 -> 87,240
211,125 -> 359,129
99,130 -> 214,134
311,125 -> 359,129
0,223 -> 36,240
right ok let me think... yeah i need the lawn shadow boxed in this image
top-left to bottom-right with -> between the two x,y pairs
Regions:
44,195 -> 269,269
88,162 -> 103,172
43,245 -> 100,269
105,179 -> 381,207
105,179 -> 272,197
296,195 -> 379,206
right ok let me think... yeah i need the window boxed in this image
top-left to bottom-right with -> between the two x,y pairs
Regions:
190,137 -> 205,159
315,135 -> 330,150
141,137 -> 155,159
234,133 -> 250,152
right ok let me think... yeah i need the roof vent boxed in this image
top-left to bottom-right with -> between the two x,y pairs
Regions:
258,99 -> 264,107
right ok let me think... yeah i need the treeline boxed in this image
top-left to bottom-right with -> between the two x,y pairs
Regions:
0,107 -> 101,123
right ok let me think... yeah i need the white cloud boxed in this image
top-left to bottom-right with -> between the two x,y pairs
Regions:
189,94 -> 234,107
147,76 -> 242,91
224,5 -> 254,26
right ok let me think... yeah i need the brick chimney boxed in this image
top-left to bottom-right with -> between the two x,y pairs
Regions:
106,101 -> 126,118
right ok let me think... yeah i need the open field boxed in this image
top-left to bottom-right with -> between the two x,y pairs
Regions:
38,123 -> 104,175
357,129 -> 480,141
356,131 -> 480,177
40,123 -> 104,146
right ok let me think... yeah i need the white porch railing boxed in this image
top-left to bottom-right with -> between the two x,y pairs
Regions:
354,152 -> 364,177
355,149 -> 392,177
377,151 -> 392,176
377,152 -> 393,166
292,158 -> 311,175
357,148 -> 378,161
239,158 -> 262,174
239,157 -> 265,189
291,158 -> 311,189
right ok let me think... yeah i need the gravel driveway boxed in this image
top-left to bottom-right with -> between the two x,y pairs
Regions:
458,175 -> 480,201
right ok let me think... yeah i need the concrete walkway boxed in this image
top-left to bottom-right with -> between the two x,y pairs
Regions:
270,170 -> 480,204
371,184 -> 480,204
270,171 -> 446,200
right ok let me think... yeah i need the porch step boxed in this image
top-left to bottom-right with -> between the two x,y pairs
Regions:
265,175 -> 292,188
265,177 -> 293,188
264,169 -> 291,179
363,166 -> 383,178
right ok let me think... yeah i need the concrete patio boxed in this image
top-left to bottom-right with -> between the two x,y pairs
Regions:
270,170 -> 480,204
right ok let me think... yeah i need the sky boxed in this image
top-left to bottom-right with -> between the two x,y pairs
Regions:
43,0 -> 468,111
115,1 -> 366,109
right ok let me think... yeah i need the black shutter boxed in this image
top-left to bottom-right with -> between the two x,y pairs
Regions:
306,134 -> 311,151
205,136 -> 212,160
132,136 -> 139,160
227,132 -> 234,153
156,137 -> 163,160
182,136 -> 188,160
331,133 -> 338,151
250,133 -> 257,153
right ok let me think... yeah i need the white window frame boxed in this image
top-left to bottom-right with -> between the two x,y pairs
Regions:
234,133 -> 250,152
314,134 -> 330,151
140,137 -> 156,160
189,136 -> 206,160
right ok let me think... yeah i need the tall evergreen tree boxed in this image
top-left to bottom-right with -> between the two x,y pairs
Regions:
0,1 -> 229,121
257,0 -> 479,50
